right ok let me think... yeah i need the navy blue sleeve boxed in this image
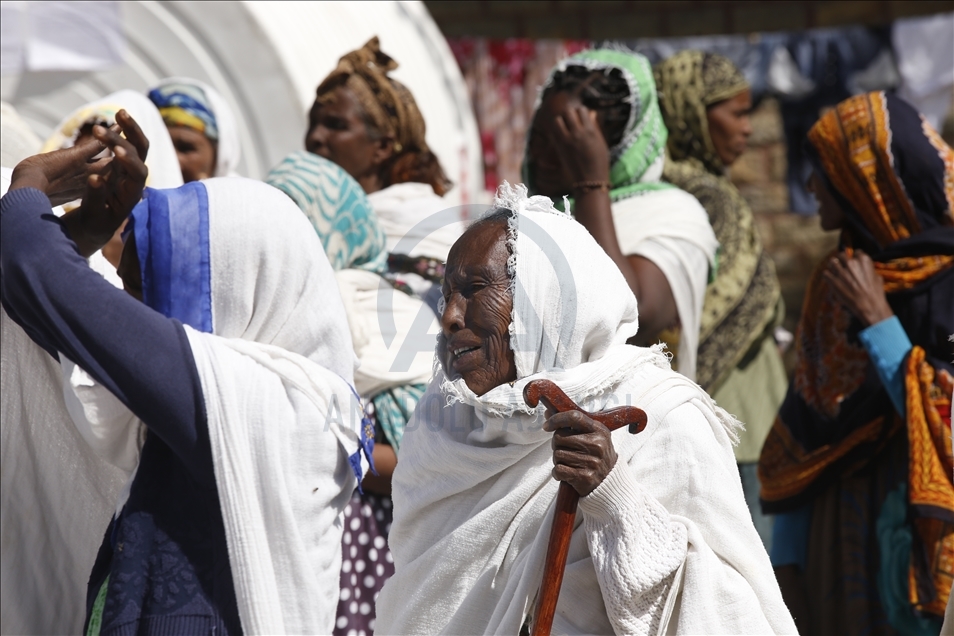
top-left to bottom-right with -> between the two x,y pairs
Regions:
1,187 -> 213,486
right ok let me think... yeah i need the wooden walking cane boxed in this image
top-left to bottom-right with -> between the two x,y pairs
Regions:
523,379 -> 648,636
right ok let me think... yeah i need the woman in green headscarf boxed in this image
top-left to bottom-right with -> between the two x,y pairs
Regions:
655,51 -> 787,549
525,48 -> 718,381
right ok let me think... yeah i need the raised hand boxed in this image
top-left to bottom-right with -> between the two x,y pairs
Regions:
66,110 -> 150,257
544,409 -> 619,497
823,250 -> 894,327
10,131 -> 113,206
550,103 -> 612,189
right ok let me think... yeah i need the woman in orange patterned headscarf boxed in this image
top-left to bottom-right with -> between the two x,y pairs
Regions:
759,91 -> 953,635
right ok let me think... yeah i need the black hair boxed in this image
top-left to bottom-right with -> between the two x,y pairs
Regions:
541,65 -> 631,147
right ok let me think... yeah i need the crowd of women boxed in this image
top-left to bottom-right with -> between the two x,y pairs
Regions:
0,34 -> 951,636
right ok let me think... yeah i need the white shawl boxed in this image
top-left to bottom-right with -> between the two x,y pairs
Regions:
376,184 -> 795,635
1,168 -> 128,635
155,178 -> 362,634
610,188 -> 718,381
366,181 -> 466,261
1,175 -> 362,635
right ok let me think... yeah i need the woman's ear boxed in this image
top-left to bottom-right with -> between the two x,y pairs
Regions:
371,135 -> 396,168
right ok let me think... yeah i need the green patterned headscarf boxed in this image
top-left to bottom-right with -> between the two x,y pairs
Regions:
653,51 -> 781,396
525,48 -> 673,202
655,50 -> 749,174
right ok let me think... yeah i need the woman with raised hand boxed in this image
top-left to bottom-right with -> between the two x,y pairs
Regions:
759,92 -> 953,635
524,48 -> 718,381
654,51 -> 787,549
1,113 -> 368,635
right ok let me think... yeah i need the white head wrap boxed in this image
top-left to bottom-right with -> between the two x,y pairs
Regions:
438,182 -> 654,419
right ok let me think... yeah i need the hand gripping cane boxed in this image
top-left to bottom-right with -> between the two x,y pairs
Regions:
523,379 -> 648,636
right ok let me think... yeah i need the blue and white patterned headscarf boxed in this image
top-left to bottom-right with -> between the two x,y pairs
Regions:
266,151 -> 387,273
147,82 -> 219,141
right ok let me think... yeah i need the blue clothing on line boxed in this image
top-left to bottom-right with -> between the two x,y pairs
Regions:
0,187 -> 241,635
769,315 -> 913,570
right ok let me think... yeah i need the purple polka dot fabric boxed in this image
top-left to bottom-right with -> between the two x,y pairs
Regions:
333,490 -> 394,636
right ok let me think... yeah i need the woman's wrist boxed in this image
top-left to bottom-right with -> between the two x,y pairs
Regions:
571,180 -> 611,196
60,208 -> 116,258
860,300 -> 894,327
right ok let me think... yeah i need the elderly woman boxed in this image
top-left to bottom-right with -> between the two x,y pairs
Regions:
1,115 -> 368,634
759,92 -> 953,634
147,77 -> 242,181
374,183 -> 795,634
524,49 -> 718,381
654,51 -> 787,547
306,37 -> 465,310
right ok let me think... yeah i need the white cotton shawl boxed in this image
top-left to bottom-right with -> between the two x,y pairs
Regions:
1,173 -> 362,634
80,178 -> 362,634
375,183 -> 795,635
150,77 -> 243,177
0,311 -> 127,636
366,181 -> 466,261
1,168 -> 127,635
178,178 -> 361,634
334,268 -> 437,398
609,188 -> 718,381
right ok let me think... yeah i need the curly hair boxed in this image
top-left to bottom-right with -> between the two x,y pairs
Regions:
540,65 -> 631,148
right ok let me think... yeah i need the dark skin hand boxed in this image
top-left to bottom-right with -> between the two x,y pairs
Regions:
305,85 -> 395,194
824,250 -> 893,328
361,444 -> 397,495
706,89 -> 753,168
440,222 -> 518,396
10,109 -> 150,261
529,91 -> 679,344
168,125 -> 217,183
545,409 -> 618,497
10,132 -> 112,208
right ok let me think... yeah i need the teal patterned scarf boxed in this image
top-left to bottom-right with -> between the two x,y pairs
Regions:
267,151 -> 387,272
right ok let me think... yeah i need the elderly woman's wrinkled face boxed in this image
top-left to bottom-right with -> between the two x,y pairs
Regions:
305,85 -> 392,193
440,222 -> 517,396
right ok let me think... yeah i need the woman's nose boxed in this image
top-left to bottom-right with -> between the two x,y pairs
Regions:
440,296 -> 465,336
305,125 -> 326,152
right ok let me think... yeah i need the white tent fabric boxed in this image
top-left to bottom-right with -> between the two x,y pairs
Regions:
0,1 -> 483,203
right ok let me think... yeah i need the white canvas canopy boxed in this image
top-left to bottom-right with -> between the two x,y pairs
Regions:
0,1 -> 483,203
